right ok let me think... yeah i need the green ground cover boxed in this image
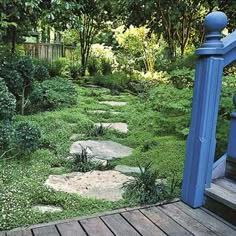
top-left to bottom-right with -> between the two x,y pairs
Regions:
0,85 -> 185,231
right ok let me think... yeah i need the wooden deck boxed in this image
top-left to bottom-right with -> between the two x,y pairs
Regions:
2,201 -> 236,236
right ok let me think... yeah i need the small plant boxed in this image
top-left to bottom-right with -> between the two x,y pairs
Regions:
72,145 -> 103,172
15,122 -> 41,155
85,124 -> 109,137
123,162 -> 168,204
141,140 -> 158,152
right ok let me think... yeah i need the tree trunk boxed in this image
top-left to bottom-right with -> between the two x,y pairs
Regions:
11,27 -> 16,54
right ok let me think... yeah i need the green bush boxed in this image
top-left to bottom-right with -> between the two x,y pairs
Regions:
88,58 -> 98,76
0,57 -> 35,115
168,69 -> 194,89
101,59 -> 112,75
0,78 -> 16,120
30,77 -> 78,111
15,122 -> 41,154
0,120 -> 14,151
93,72 -> 130,91
34,64 -> 50,82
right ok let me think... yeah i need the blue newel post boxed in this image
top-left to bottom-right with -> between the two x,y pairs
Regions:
227,95 -> 236,159
181,12 -> 228,208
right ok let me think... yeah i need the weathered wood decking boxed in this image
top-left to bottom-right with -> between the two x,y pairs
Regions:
2,201 -> 236,236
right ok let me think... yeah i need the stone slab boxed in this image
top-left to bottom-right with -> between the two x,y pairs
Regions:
114,165 -> 144,174
95,123 -> 128,133
99,101 -> 127,106
88,110 -> 121,115
32,205 -> 63,213
70,140 -> 133,160
45,171 -> 134,201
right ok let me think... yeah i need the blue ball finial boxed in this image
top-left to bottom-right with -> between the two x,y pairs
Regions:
202,11 -> 228,48
204,11 -> 228,33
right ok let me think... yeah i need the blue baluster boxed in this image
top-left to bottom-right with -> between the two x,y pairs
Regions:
181,12 -> 227,208
227,95 -> 236,159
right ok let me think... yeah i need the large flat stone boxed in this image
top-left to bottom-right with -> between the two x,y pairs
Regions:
95,123 -> 128,133
114,165 -> 144,174
99,101 -> 127,106
45,171 -> 134,201
70,140 -> 133,160
32,205 -> 63,213
88,110 -> 121,115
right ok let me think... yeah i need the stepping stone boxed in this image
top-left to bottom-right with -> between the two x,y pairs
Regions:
45,170 -> 134,201
99,101 -> 127,106
84,84 -> 102,88
70,134 -> 79,141
32,205 -> 63,213
114,165 -> 144,174
70,140 -> 133,160
95,123 -> 128,133
88,110 -> 121,115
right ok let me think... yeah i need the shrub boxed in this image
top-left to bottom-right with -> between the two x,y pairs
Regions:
0,78 -> 16,120
0,57 -> 35,115
123,162 -> 168,204
30,77 -> 78,111
0,120 -> 14,151
93,72 -> 130,91
68,62 -> 81,79
88,58 -> 98,76
101,59 -> 112,75
15,122 -> 41,154
34,64 -> 50,82
168,69 -> 194,89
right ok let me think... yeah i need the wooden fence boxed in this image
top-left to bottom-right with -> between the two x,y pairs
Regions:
23,43 -> 77,61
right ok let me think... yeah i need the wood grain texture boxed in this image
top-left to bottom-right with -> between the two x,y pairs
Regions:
205,183 -> 236,210
159,204 -> 217,235
122,210 -> 166,236
176,202 -> 236,236
101,214 -> 140,236
33,225 -> 60,236
80,217 -> 114,236
56,221 -> 87,236
141,206 -> 192,236
213,178 -> 236,194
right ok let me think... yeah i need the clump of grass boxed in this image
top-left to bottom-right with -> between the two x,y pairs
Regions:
123,162 -> 168,205
85,124 -> 110,137
72,145 -> 103,172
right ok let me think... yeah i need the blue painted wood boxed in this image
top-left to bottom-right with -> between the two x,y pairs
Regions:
227,107 -> 236,159
181,12 -> 228,208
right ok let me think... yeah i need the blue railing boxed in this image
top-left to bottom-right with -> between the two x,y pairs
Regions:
181,11 -> 236,208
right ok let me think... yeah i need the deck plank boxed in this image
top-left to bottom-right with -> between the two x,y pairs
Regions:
80,217 -> 114,236
213,178 -> 236,194
6,230 -> 33,236
159,204 -> 217,235
141,206 -> 193,236
101,214 -> 140,236
122,210 -> 166,236
33,225 -> 60,236
56,221 -> 87,236
175,202 -> 236,236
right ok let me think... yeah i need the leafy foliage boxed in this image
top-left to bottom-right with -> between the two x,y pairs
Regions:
123,162 -> 168,204
0,78 -> 16,120
15,122 -> 41,155
34,64 -> 50,82
30,77 -> 78,111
